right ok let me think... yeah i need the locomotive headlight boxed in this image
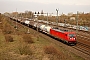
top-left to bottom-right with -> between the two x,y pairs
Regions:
70,38 -> 75,40
70,38 -> 72,39
73,38 -> 75,40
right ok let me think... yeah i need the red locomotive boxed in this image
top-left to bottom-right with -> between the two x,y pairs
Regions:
50,28 -> 77,45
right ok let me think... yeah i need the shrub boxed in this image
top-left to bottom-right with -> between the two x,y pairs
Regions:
2,21 -> 12,34
5,35 -> 13,42
18,43 -> 33,55
3,29 -> 12,34
44,45 -> 63,60
44,45 -> 58,54
23,34 -> 34,44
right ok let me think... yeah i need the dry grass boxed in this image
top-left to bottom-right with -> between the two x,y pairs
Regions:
44,45 -> 58,54
2,17 -> 13,34
5,35 -> 14,42
23,34 -> 34,44
0,15 -> 84,60
18,43 -> 33,55
44,45 -> 64,60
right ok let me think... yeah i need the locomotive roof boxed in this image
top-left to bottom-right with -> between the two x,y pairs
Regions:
52,28 -> 68,32
52,28 -> 75,34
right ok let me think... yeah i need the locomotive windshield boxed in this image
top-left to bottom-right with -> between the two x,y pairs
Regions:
69,34 -> 75,38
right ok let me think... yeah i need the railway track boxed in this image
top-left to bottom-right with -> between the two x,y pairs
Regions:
72,42 -> 90,56
38,30 -> 90,59
39,31 -> 90,59
49,26 -> 90,44
56,26 -> 90,45
40,30 -> 90,56
77,35 -> 90,41
61,27 -> 90,39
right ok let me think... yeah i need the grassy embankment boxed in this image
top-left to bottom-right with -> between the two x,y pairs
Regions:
0,15 -> 84,60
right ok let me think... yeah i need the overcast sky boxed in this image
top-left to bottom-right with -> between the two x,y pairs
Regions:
0,0 -> 90,14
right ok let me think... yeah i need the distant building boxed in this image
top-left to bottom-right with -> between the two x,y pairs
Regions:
4,12 -> 10,17
68,12 -> 73,16
70,17 -> 75,20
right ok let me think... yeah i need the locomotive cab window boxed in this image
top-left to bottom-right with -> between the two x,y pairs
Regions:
69,34 -> 75,38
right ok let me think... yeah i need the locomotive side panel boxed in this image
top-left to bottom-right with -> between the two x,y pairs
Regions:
50,29 -> 68,41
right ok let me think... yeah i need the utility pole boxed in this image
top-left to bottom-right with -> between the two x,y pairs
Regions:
26,12 -> 30,34
44,12 -> 53,26
47,12 -> 48,26
21,13 -> 22,24
64,19 -> 66,27
76,11 -> 79,34
27,23 -> 30,33
16,8 -> 18,29
56,9 -> 59,28
35,12 -> 39,32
